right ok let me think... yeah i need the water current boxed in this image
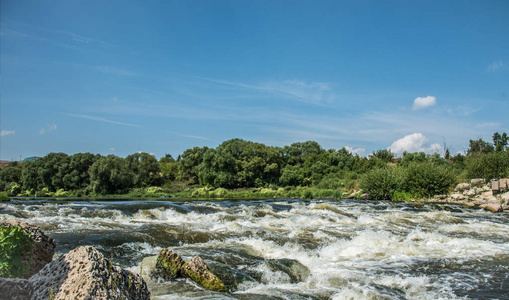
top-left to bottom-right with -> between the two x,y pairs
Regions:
1,198 -> 509,299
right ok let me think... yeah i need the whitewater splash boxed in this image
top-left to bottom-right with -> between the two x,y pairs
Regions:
1,199 -> 508,299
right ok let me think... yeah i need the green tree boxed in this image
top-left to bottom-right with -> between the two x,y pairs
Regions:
370,149 -> 395,163
467,138 -> 494,156
21,153 -> 70,192
492,132 -> 508,152
62,153 -> 100,190
89,155 -> 134,194
178,146 -> 209,183
126,152 -> 162,187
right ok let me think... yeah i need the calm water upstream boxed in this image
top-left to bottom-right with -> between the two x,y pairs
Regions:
1,198 -> 509,299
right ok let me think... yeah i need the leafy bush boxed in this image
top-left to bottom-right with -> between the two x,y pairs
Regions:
209,187 -> 228,198
0,226 -> 33,278
465,152 -> 509,181
360,167 -> 405,200
0,192 -> 10,202
301,190 -> 314,199
404,163 -> 456,198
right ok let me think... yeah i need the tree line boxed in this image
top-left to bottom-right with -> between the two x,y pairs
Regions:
0,133 -> 508,198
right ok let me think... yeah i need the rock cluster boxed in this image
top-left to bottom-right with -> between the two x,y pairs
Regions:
0,222 -> 150,300
155,248 -> 228,292
431,179 -> 509,213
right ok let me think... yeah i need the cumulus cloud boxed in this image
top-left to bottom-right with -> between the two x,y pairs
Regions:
344,146 -> 366,156
40,124 -> 57,135
388,133 -> 442,155
0,130 -> 15,137
412,96 -> 436,111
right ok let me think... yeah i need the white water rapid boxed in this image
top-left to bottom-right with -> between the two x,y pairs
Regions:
1,199 -> 508,299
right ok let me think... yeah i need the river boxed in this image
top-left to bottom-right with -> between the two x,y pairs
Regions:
1,198 -> 509,299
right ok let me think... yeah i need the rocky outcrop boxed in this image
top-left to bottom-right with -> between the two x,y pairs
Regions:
155,248 -> 227,292
30,245 -> 150,300
0,220 -> 55,278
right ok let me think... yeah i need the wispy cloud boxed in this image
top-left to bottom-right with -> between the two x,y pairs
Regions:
180,134 -> 212,141
488,60 -> 506,72
40,124 -> 57,135
412,96 -> 436,111
0,130 -> 15,137
200,78 -> 336,106
2,20 -> 113,49
91,66 -> 136,76
67,114 -> 141,128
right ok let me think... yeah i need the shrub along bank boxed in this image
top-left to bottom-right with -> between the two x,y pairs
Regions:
0,132 -> 507,201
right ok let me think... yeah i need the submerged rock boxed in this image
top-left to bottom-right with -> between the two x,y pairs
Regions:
182,256 -> 228,292
30,246 -> 150,300
0,220 -> 56,278
264,258 -> 311,283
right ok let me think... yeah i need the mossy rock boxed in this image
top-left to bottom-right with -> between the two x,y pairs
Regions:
182,256 -> 227,292
155,249 -> 185,280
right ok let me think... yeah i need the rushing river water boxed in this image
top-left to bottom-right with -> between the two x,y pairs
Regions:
1,198 -> 509,299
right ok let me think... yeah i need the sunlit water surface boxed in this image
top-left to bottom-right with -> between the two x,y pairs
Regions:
1,198 -> 509,299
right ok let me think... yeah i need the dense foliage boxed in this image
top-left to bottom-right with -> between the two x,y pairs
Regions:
0,132 -> 507,200
0,226 -> 32,278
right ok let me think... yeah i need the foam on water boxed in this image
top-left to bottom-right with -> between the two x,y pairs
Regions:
1,199 -> 508,299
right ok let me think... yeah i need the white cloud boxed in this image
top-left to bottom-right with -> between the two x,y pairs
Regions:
344,146 -> 366,156
412,96 -> 436,111
488,60 -> 506,72
388,133 -> 436,155
40,124 -> 57,135
0,130 -> 15,137
108,147 -> 115,151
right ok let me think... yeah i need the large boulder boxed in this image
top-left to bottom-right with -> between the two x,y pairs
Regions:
0,220 -> 55,278
181,256 -> 228,292
30,246 -> 150,300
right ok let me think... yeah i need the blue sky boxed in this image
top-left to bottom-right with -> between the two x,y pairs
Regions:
1,0 -> 508,160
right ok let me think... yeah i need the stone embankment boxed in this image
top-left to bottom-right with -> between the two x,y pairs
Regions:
431,179 -> 509,213
0,222 -> 150,300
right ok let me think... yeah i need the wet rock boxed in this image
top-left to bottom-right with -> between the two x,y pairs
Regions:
207,260 -> 257,291
30,246 -> 150,300
155,248 -> 185,280
182,256 -> 228,292
0,278 -> 34,300
454,183 -> 471,192
0,220 -> 56,278
265,258 -> 310,283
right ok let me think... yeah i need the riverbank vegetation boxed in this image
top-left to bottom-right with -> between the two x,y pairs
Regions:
0,132 -> 507,201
